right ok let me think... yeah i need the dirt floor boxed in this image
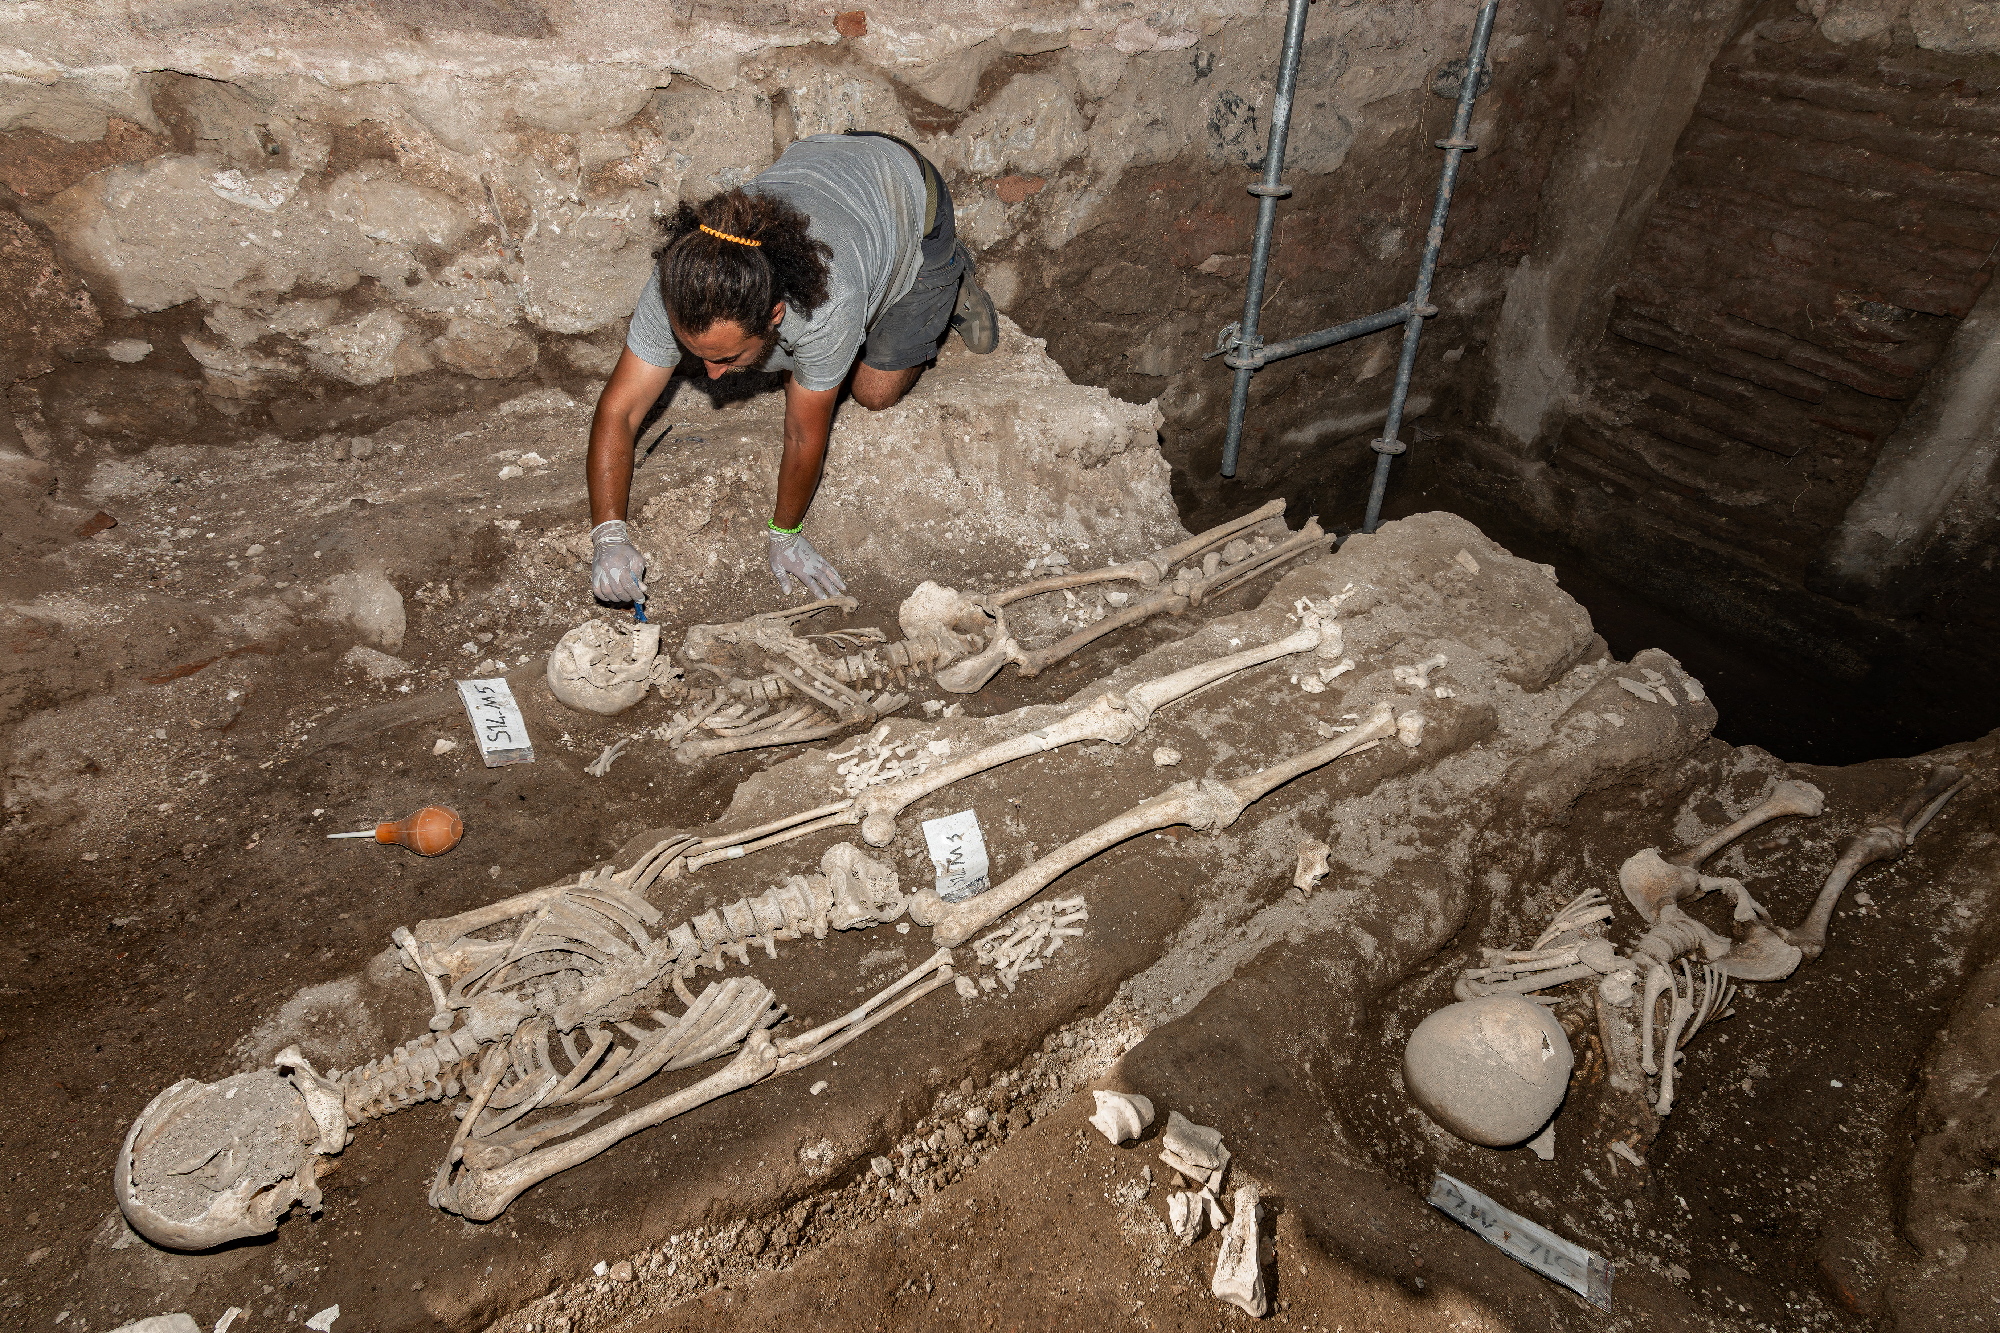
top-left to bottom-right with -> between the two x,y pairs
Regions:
2,352 -> 1997,1333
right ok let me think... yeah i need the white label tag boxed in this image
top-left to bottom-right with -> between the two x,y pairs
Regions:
922,808 -> 990,903
456,678 -> 535,767
1427,1173 -> 1612,1310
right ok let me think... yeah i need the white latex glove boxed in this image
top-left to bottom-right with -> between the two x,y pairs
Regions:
767,527 -> 847,600
590,519 -> 648,603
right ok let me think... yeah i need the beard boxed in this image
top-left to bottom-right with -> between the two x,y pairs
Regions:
721,330 -> 780,375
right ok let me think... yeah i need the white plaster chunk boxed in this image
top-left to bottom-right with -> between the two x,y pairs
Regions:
1088,1089 -> 1154,1146
1211,1185 -> 1268,1317
322,569 -> 407,652
341,644 -> 409,680
1161,1110 -> 1227,1171
1527,1121 -> 1556,1161
301,309 -> 433,386
104,1317 -> 202,1333
1167,1189 -> 1206,1245
1618,678 -> 1660,704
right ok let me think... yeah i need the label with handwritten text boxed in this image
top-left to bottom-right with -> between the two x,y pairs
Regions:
1428,1172 -> 1612,1310
455,677 -> 535,768
922,808 -> 990,903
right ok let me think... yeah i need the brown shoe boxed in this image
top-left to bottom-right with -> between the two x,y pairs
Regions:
949,243 -> 998,354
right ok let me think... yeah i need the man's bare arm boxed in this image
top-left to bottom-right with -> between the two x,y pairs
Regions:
775,377 -> 840,529
586,349 -> 675,525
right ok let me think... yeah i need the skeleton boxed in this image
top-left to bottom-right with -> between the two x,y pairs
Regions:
118,843 -> 953,1246
921,498 -> 1332,693
548,503 -> 1328,770
119,611 -> 1400,1249
1451,766 -> 1968,1122
600,615 -> 1347,887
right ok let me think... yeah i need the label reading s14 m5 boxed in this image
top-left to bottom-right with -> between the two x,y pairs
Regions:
456,677 -> 534,767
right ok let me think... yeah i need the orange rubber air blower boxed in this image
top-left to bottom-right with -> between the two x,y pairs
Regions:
326,805 -> 463,856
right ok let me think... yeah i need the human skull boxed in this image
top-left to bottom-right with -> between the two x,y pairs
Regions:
1403,996 -> 1574,1147
116,1068 -> 326,1250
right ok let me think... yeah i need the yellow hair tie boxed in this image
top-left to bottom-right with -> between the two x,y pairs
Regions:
698,223 -> 762,247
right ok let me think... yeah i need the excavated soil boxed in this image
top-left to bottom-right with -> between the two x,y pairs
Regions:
2,363 -> 1996,1333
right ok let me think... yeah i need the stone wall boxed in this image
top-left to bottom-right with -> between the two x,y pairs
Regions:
1,0 -> 1556,530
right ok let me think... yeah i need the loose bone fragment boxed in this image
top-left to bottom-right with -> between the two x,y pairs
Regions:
1168,1190 -> 1207,1244
1293,839 -> 1331,891
924,703 -> 1401,948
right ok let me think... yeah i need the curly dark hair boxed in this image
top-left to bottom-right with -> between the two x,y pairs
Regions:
654,189 -> 832,337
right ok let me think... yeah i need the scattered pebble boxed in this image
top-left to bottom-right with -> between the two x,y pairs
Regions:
810,1080 -> 829,1096
1153,747 -> 1181,767
432,738 -> 457,755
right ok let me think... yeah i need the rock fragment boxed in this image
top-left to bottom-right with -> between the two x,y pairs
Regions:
1087,1089 -> 1154,1145
1211,1185 -> 1267,1316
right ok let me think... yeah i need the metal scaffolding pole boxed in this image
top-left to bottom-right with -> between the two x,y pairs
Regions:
1210,0 -> 1501,536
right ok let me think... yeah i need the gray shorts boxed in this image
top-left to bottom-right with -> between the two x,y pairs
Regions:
860,174 -> 963,373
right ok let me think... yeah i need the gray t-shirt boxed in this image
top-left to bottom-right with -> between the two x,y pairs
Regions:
625,134 -> 927,391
